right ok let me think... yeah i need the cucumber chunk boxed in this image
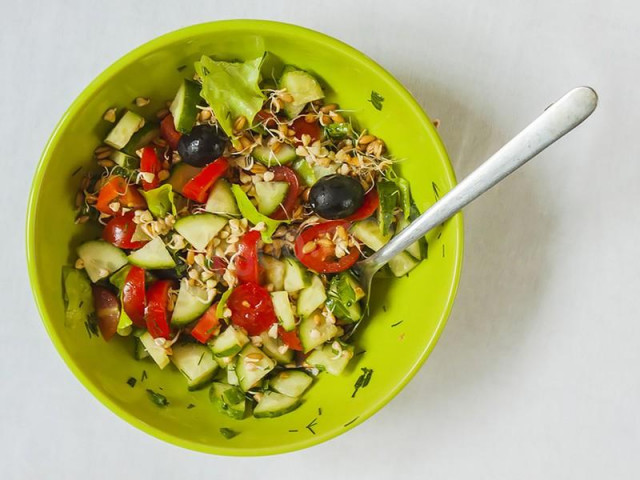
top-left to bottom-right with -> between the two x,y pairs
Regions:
283,257 -> 309,292
170,79 -> 201,133
292,158 -> 316,186
210,382 -> 246,419
77,240 -> 128,283
260,255 -> 285,291
296,275 -> 326,318
168,163 -> 201,195
110,150 -> 140,170
269,370 -> 313,397
279,69 -> 324,119
127,236 -> 176,269
209,326 -> 249,357
312,164 -> 338,181
260,331 -> 294,364
326,271 -> 363,323
174,214 -> 227,251
171,278 -> 213,326
270,291 -> 296,331
255,181 -> 289,216
236,344 -> 276,391
138,331 -> 169,369
396,215 -> 427,260
134,337 -> 149,360
171,343 -> 218,390
121,122 -> 160,156
205,179 -> 240,217
350,218 -> 392,251
388,251 -> 420,277
252,144 -> 298,166
253,391 -> 301,418
306,342 -> 354,375
298,310 -> 338,353
104,110 -> 144,149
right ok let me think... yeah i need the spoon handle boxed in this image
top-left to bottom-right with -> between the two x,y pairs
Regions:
363,86 -> 598,270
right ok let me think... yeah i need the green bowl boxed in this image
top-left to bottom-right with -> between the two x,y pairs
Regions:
26,20 -> 463,455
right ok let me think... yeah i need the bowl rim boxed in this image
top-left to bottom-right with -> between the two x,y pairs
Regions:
26,19 -> 464,456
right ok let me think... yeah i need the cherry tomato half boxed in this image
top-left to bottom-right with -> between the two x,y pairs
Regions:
102,212 -> 148,250
140,147 -> 161,191
122,266 -> 146,328
291,117 -> 322,145
92,286 -> 120,341
182,157 -> 229,203
294,220 -> 360,273
343,189 -> 380,222
145,280 -> 173,339
160,114 -> 182,150
279,327 -> 303,351
235,230 -> 261,284
227,282 -> 277,336
269,166 -> 300,220
95,176 -> 147,215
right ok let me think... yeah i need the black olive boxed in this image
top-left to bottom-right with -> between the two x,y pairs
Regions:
177,124 -> 227,167
309,174 -> 365,219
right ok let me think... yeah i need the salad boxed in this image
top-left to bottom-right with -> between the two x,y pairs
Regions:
64,51 -> 427,419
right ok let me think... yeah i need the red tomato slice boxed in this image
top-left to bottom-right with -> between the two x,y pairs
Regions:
95,176 -> 147,215
190,304 -> 220,343
102,212 -> 148,249
144,280 -> 173,339
140,147 -> 161,191
291,117 -> 322,144
122,266 -> 146,328
92,286 -> 120,341
269,166 -> 300,220
182,157 -> 229,203
278,327 -> 303,351
235,230 -> 261,284
294,220 -> 360,273
227,282 -> 277,336
160,114 -> 182,150
343,189 -> 380,222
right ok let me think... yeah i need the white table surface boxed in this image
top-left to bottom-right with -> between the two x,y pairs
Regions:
3,0 -> 639,478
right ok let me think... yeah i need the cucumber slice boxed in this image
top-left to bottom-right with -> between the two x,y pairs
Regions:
168,163 -> 201,195
121,122 -> 160,156
312,164 -> 338,180
227,365 -> 240,386
260,331 -> 294,364
170,79 -> 201,133
205,179 -> 240,217
283,257 -> 309,292
127,237 -> 176,269
236,344 -> 276,391
255,181 -> 289,216
171,343 -> 218,390
270,291 -> 296,331
174,214 -> 227,251
388,251 -> 420,277
209,382 -> 246,419
252,144 -> 298,166
299,310 -> 338,353
296,275 -> 326,318
292,158 -> 316,186
138,331 -> 170,369
110,150 -> 140,170
77,240 -> 128,283
270,370 -> 313,397
279,69 -> 324,119
350,218 -> 392,251
306,342 -> 354,375
171,279 -> 213,326
253,391 -> 301,418
104,110 -> 144,149
210,326 -> 249,357
134,337 -> 149,360
396,215 -> 427,260
260,255 -> 285,291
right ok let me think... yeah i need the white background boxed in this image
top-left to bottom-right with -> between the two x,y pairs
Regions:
2,1 -> 639,478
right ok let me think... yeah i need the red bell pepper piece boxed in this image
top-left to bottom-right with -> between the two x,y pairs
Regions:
182,157 -> 229,203
190,304 -> 220,343
95,176 -> 146,215
140,146 -> 161,191
235,230 -> 261,284
160,114 -> 182,150
144,280 -> 173,339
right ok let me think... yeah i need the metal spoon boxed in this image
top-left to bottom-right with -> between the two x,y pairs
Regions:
352,86 -> 598,319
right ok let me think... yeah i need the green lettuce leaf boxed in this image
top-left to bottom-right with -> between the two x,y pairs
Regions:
230,184 -> 284,243
140,184 -> 176,219
62,267 -> 95,328
195,55 -> 265,143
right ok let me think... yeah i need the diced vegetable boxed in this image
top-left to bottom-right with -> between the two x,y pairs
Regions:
138,331 -> 170,369
205,179 -> 240,217
296,275 -> 327,318
235,344 -> 276,391
171,343 -> 218,390
104,110 -> 144,149
283,257 -> 309,292
279,68 -> 324,118
326,271 -> 364,323
171,278 -> 213,326
231,184 -> 283,243
253,391 -> 301,418
252,144 -> 298,167
170,79 -> 201,133
306,342 -> 354,375
77,240 -> 128,283
298,310 -> 338,353
121,122 -> 160,156
61,267 -> 94,327
210,382 -> 246,419
260,255 -> 285,291
140,184 -> 176,218
210,325 -> 249,358
174,213 -> 227,251
127,237 -> 176,269
255,181 -> 289,216
260,331 -> 294,364
270,291 -> 296,331
269,371 -> 313,397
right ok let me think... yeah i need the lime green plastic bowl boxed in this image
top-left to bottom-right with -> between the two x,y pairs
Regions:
26,20 -> 463,456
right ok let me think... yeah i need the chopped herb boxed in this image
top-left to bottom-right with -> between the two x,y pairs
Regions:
84,313 -> 99,338
126,377 -> 137,388
146,389 -> 169,407
141,370 -> 148,382
352,368 -> 374,398
432,181 -> 440,200
318,407 -> 322,416
355,349 -> 366,357
288,429 -> 299,433
220,428 -> 239,439
437,232 -> 442,240
187,403 -> 196,409
442,244 -> 445,257
424,239 -> 429,260
382,305 -> 387,312
176,64 -> 187,72
368,90 -> 384,111
71,166 -> 82,176
391,320 -> 403,327
197,352 -> 206,366
306,417 -> 318,435
344,416 -> 359,427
